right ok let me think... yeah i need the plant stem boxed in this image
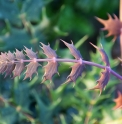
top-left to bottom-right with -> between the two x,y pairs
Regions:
120,0 -> 122,21
120,0 -> 122,60
110,69 -> 122,80
13,58 -> 105,69
12,58 -> 122,80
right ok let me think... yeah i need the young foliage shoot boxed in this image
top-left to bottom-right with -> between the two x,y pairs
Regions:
0,40 -> 122,95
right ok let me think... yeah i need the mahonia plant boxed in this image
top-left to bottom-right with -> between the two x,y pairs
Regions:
0,39 -> 122,96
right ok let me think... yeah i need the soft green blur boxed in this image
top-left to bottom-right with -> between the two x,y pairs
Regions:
0,0 -> 121,124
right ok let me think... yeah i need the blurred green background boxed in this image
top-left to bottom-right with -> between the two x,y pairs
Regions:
0,0 -> 122,124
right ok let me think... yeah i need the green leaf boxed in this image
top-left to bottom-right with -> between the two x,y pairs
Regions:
0,106 -> 17,124
0,0 -> 21,26
21,0 -> 51,22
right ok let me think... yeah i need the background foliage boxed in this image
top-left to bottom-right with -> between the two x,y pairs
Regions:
0,0 -> 121,124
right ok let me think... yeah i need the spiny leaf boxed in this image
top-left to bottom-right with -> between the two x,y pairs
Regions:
60,39 -> 82,59
4,52 -> 15,77
13,63 -> 25,78
40,42 -> 59,83
13,49 -> 25,78
65,63 -> 84,84
0,52 -> 7,61
90,42 -> 109,66
0,63 -> 7,74
96,14 -> 122,41
4,63 -> 15,78
6,51 -> 15,61
113,91 -> 122,109
42,62 -> 59,83
0,53 -> 7,73
40,42 -> 57,58
15,49 -> 25,60
24,62 -> 40,80
60,39 -> 84,86
24,47 -> 37,59
90,68 -> 110,95
24,47 -> 40,80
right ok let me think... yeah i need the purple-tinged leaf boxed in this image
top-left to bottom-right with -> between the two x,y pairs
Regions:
0,52 -> 15,76
0,53 -> 7,62
40,42 -> 59,83
42,62 -> 59,83
90,42 -> 110,66
0,63 -> 7,74
0,53 -> 8,74
66,63 -> 84,84
113,91 -> 122,109
96,14 -> 122,41
6,51 -> 15,61
13,63 -> 25,78
24,62 -> 40,80
3,52 -> 15,77
90,68 -> 110,95
40,42 -> 57,58
60,39 -> 82,59
13,49 -> 25,78
24,47 -> 37,59
15,49 -> 25,60
4,63 -> 15,78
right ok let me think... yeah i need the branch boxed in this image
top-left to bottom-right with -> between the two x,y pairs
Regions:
0,40 -> 121,94
12,59 -> 122,80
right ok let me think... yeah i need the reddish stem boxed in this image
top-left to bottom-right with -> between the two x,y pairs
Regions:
120,0 -> 122,59
12,58 -> 122,80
